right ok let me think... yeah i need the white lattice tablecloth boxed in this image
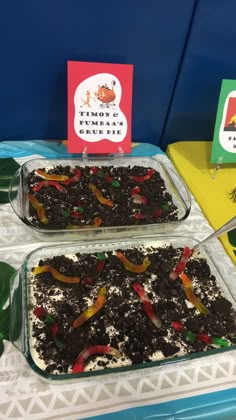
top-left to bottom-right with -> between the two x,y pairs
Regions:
1,154 -> 236,420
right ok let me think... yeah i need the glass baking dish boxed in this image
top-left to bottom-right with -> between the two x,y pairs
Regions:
9,235 -> 236,382
8,156 -> 191,241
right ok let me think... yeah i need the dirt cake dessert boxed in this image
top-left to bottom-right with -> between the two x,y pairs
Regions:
27,165 -> 179,229
30,245 -> 236,375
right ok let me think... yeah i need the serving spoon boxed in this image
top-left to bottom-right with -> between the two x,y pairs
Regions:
170,215 -> 236,279
193,215 -> 236,251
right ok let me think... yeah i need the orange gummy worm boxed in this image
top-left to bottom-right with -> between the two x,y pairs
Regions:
180,273 -> 209,315
35,169 -> 69,181
32,265 -> 81,284
73,286 -> 106,328
66,217 -> 102,229
116,252 -> 151,273
89,183 -> 114,207
28,194 -> 48,224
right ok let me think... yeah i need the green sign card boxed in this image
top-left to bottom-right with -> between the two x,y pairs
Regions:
211,79 -> 236,163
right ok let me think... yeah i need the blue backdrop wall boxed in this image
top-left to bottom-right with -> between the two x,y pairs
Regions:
1,1 -> 236,150
0,0 -> 196,144
161,0 -> 236,149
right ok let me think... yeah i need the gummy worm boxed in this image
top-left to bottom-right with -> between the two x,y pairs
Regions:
90,167 -> 102,175
70,206 -> 84,218
89,183 -> 114,207
169,247 -> 193,280
153,204 -> 169,218
96,252 -> 106,273
28,194 -> 48,224
72,345 -> 121,373
130,213 -> 147,219
104,174 -> 120,187
133,283 -> 162,328
66,217 -> 102,229
32,264 -> 81,284
62,210 -> 70,217
82,253 -> 106,285
130,187 -> 147,205
130,186 -> 140,195
81,277 -> 95,286
63,168 -> 81,185
33,180 -> 65,192
97,252 -> 106,260
179,273 -> 209,315
116,252 -> 151,273
33,306 -> 63,349
71,210 -> 83,218
96,259 -> 105,273
35,169 -> 69,181
73,286 -> 106,328
130,169 -> 155,182
133,205 -> 169,220
90,167 -> 120,187
132,194 -> 147,205
172,322 -> 229,347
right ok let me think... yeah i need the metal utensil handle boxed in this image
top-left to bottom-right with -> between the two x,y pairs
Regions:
194,215 -> 236,250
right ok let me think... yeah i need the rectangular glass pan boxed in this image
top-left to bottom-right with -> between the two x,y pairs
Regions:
8,156 -> 191,241
10,235 -> 236,382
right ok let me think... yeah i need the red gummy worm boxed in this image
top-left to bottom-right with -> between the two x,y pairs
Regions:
172,322 -> 229,347
169,247 -> 193,280
33,181 -> 65,192
131,213 -> 147,219
72,345 -> 121,373
130,187 -> 147,204
130,187 -> 141,196
33,306 -> 63,349
63,168 -> 81,185
133,283 -> 162,328
130,169 -> 155,182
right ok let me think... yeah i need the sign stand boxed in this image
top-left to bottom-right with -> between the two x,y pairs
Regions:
211,155 -> 223,180
81,146 -> 124,160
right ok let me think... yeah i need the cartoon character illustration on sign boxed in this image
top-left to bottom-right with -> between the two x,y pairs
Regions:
74,73 -> 127,144
227,114 -> 236,128
80,90 -> 92,108
223,96 -> 236,131
218,92 -> 236,154
95,81 -> 116,107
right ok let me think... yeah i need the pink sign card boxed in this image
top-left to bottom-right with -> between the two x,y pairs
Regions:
67,61 -> 133,154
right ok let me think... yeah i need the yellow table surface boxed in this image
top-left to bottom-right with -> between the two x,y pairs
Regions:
167,141 -> 236,265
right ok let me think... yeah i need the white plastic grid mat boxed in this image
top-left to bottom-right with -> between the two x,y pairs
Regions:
0,155 -> 236,420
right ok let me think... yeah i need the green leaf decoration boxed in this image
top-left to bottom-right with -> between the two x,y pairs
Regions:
228,229 -> 236,247
0,261 -> 16,354
0,179 -> 12,189
0,306 -> 10,341
0,262 -> 16,308
0,158 -> 20,178
0,339 -> 4,357
0,158 -> 20,190
10,276 -> 22,344
0,190 -> 10,204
